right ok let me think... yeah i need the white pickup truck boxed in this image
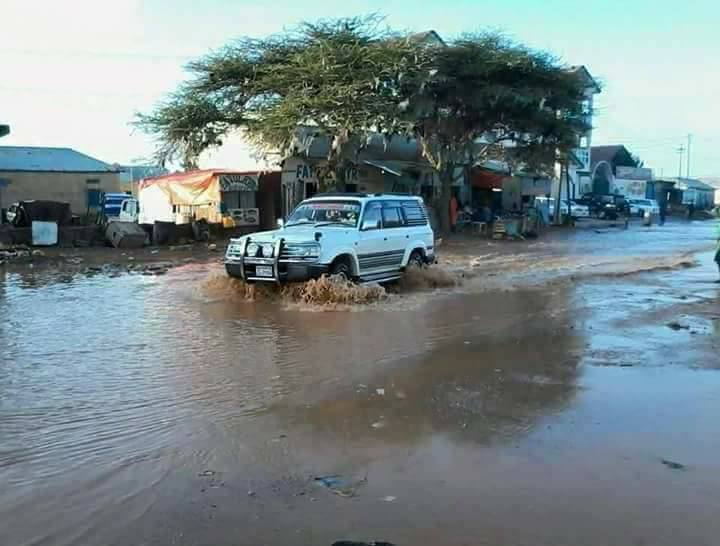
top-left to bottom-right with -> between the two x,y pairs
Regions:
224,194 -> 435,284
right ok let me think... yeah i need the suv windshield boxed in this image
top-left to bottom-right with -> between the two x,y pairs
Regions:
286,200 -> 361,227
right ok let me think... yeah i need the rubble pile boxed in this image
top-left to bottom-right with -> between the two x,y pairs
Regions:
0,244 -> 32,265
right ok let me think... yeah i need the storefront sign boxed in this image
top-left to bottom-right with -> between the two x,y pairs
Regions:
220,174 -> 258,192
229,207 -> 259,226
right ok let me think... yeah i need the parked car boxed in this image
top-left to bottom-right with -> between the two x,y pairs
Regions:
576,194 -> 628,220
224,194 -> 435,284
538,197 -> 590,219
628,198 -> 660,217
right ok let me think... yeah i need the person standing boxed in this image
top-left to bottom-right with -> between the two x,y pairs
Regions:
715,215 -> 720,282
449,194 -> 459,233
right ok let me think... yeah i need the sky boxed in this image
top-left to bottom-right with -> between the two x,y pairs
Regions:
2,0 -> 719,177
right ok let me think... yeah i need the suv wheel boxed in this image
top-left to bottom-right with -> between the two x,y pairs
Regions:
330,259 -> 352,281
407,250 -> 425,269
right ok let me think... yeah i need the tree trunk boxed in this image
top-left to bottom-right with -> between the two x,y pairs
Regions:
437,166 -> 454,235
333,163 -> 347,193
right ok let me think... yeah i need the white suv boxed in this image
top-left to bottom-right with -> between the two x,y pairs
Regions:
225,194 -> 435,283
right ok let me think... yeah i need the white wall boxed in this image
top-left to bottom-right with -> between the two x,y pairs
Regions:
138,184 -> 173,224
611,178 -> 647,199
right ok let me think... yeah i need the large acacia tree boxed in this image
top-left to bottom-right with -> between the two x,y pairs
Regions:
407,33 -> 590,231
137,16 -> 430,186
139,18 -> 589,232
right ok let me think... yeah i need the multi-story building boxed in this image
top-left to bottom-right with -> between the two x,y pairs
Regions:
552,66 -> 602,203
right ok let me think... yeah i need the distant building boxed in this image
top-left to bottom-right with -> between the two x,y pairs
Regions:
0,146 -> 122,216
137,169 -> 281,231
666,177 -> 716,210
699,177 -> 720,206
588,145 -> 640,195
559,66 -> 602,201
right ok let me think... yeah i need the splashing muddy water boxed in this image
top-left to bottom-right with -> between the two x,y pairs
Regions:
201,266 -> 458,309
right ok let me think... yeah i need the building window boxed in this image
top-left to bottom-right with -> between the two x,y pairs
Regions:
86,178 -> 100,185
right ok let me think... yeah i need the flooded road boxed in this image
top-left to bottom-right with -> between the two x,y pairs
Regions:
1,220 -> 718,546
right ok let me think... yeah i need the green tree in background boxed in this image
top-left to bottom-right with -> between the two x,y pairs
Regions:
138,17 -> 590,233
408,33 -> 590,231
136,16 -> 431,185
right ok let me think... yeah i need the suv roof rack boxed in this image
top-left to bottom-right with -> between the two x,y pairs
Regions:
314,192 -> 369,198
372,192 -> 417,197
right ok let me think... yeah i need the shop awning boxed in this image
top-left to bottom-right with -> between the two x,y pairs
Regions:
363,159 -> 403,177
471,167 -> 508,190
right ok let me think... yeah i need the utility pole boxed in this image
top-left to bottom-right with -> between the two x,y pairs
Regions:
686,134 -> 692,178
676,145 -> 685,179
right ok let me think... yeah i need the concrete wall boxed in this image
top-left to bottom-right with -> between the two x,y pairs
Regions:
0,171 -> 122,215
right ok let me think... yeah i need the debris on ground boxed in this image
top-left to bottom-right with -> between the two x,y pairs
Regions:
332,542 -> 396,546
375,388 -> 385,396
198,470 -> 216,477
371,421 -> 385,429
0,244 -> 31,263
381,496 -> 396,502
661,459 -> 686,470
314,474 -> 368,498
667,321 -> 690,330
105,221 -> 147,249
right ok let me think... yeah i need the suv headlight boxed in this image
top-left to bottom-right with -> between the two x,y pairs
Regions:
285,242 -> 320,258
246,242 -> 259,256
261,243 -> 274,258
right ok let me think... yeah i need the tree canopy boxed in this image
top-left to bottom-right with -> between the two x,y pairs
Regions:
137,15 -> 430,177
138,16 -> 593,231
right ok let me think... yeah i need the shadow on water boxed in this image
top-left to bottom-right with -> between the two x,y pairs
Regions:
271,287 -> 585,450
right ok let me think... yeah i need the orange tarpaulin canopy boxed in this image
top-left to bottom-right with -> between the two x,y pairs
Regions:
138,170 -> 222,206
471,168 -> 508,190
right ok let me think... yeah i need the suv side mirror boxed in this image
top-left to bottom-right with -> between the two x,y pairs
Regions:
361,219 -> 381,231
277,218 -> 285,228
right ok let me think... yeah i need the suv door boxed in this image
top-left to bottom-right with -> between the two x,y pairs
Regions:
356,202 -> 395,275
380,201 -> 407,269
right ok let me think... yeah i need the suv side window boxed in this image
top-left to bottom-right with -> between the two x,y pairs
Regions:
361,202 -> 382,231
382,203 -> 404,228
401,200 -> 428,226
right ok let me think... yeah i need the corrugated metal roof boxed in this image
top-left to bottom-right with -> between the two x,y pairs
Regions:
0,146 -> 117,173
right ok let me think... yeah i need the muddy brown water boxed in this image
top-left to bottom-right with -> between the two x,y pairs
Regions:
1,220 -> 719,546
